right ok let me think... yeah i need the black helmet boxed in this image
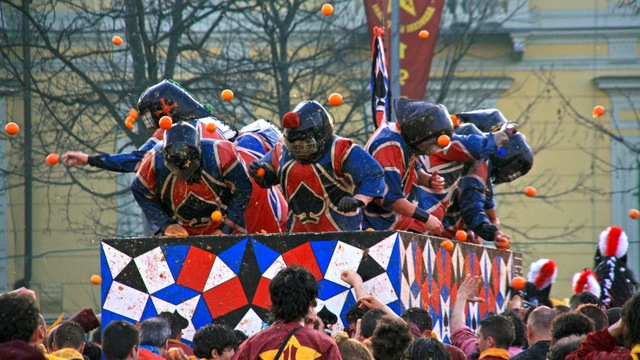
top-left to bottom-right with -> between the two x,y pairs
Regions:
454,122 -> 483,137
137,80 -> 211,130
282,100 -> 334,163
456,109 -> 507,133
490,133 -> 533,184
163,122 -> 201,181
395,98 -> 453,155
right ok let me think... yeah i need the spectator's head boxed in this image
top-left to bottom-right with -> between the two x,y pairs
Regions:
157,311 -> 188,339
606,307 -> 621,325
0,292 -> 40,343
477,315 -> 515,352
233,330 -> 248,350
53,321 -> 85,352
360,309 -> 386,339
345,303 -> 368,337
269,265 -> 318,323
401,337 -> 451,360
576,303 -> 608,330
621,291 -> 640,349
546,334 -> 585,360
102,320 -> 139,360
371,315 -> 413,360
192,323 -> 236,359
503,310 -> 526,348
569,291 -> 601,311
401,308 -> 433,334
553,305 -> 570,316
90,327 -> 101,345
332,331 -> 374,360
82,342 -> 102,360
550,312 -> 594,345
139,317 -> 171,354
526,306 -> 555,343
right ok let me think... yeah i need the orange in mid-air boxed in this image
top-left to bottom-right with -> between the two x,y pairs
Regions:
629,209 -> 640,219
524,186 -> 537,197
328,93 -> 343,106
441,239 -> 454,252
592,105 -> 605,118
46,153 -> 59,166
511,276 -> 526,290
211,210 -> 223,222
5,122 -> 19,135
159,116 -> 173,130
455,230 -> 467,242
206,122 -> 217,133
112,36 -> 123,46
221,89 -> 234,101
437,134 -> 451,148
419,30 -> 430,39
321,4 -> 334,16
90,274 -> 102,285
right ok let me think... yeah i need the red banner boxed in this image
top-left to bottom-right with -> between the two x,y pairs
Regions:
363,0 -> 444,100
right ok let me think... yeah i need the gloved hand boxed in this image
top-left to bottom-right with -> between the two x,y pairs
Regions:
249,161 -> 271,188
337,197 -> 364,213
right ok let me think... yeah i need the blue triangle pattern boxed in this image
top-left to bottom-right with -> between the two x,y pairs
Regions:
387,237 -> 402,296
339,292 -> 358,327
140,297 -> 158,321
310,240 -> 338,275
218,238 -> 248,274
251,239 -> 281,274
100,248 -> 113,305
150,283 -> 200,304
192,296 -> 213,331
162,244 -> 191,281
318,279 -> 349,301
410,279 -> 421,298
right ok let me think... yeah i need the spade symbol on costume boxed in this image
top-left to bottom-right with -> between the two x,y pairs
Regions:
317,306 -> 338,326
289,183 -> 325,225
175,193 -> 217,227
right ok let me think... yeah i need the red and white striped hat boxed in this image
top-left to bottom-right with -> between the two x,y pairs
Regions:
572,268 -> 601,298
527,259 -> 557,290
598,226 -> 628,258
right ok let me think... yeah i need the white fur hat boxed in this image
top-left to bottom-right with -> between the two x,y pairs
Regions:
527,259 -> 557,290
572,268 -> 601,298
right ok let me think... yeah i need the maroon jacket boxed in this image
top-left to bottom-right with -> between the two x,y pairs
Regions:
566,328 -> 632,360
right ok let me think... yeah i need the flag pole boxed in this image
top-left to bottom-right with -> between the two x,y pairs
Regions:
390,0 -> 401,122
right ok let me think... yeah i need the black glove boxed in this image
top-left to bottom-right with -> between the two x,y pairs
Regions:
249,161 -> 270,188
337,197 -> 364,213
412,207 -> 430,223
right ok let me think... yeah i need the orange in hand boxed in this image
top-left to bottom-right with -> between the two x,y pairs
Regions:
321,4 -> 334,16
511,276 -> 526,290
90,274 -> 102,285
159,116 -> 173,130
442,239 -> 454,252
437,134 -> 450,147
5,122 -> 19,135
455,230 -> 467,242
328,93 -> 343,106
256,168 -> 265,177
46,153 -> 59,166
211,210 -> 223,222
221,89 -> 234,101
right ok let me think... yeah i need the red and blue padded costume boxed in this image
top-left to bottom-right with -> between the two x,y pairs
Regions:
259,135 -> 385,233
415,130 -> 501,223
234,127 -> 288,234
441,159 -> 499,241
364,122 -> 500,232
86,118 -> 227,173
130,139 -> 252,235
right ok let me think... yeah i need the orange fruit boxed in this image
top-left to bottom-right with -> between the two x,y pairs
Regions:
206,122 -> 217,133
629,209 -> 640,219
365,227 -> 374,231
159,116 -> 173,130
524,186 -> 537,197
328,93 -> 343,106
112,36 -> 123,46
496,238 -> 510,250
592,105 -> 605,118
511,276 -> 526,290
455,230 -> 467,242
441,239 -> 454,252
125,122 -> 135,130
256,168 -> 265,177
437,134 -> 450,147
419,30 -> 429,39
45,153 -> 59,166
221,89 -> 234,101
321,4 -> 334,16
5,122 -> 19,135
90,274 -> 102,285
211,210 -> 223,222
